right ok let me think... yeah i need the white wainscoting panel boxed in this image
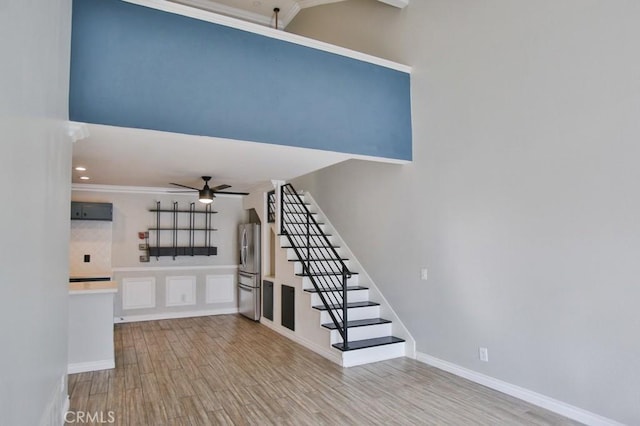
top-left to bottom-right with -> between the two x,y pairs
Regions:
205,274 -> 235,304
122,277 -> 156,310
166,275 -> 197,307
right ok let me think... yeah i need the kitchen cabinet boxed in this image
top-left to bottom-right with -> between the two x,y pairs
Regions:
263,279 -> 273,321
71,202 -> 113,221
281,285 -> 295,331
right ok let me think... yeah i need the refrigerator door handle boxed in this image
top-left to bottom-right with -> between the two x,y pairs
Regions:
240,228 -> 247,268
238,285 -> 253,292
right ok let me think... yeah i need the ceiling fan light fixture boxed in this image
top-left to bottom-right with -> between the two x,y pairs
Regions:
198,188 -> 214,204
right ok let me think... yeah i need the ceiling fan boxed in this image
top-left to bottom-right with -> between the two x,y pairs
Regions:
169,176 -> 248,204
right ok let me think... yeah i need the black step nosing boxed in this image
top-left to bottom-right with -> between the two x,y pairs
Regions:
312,301 -> 380,311
303,286 -> 368,293
321,318 -> 392,330
282,245 -> 340,249
288,258 -> 349,262
332,336 -> 405,352
296,272 -> 359,277
279,233 -> 332,237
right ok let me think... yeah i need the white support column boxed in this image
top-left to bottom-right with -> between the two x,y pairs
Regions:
271,180 -> 285,235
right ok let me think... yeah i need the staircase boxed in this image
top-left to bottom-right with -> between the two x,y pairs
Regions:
278,183 -> 406,367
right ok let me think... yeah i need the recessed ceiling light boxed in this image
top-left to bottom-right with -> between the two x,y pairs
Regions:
80,176 -> 90,180
75,166 -> 87,171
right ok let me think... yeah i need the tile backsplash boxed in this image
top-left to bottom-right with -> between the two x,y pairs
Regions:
69,221 -> 113,277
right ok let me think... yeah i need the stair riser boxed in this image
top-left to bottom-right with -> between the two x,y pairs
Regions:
281,194 -> 305,203
320,305 -> 380,323
282,223 -> 327,233
281,213 -> 319,223
279,235 -> 333,247
329,323 -> 393,344
294,260 -> 350,275
302,275 -> 358,289
340,342 -> 406,367
310,290 -> 369,305
286,248 -> 344,260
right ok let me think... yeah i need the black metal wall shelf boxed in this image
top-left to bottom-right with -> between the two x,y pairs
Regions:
149,209 -> 218,213
148,201 -> 217,260
148,228 -> 219,231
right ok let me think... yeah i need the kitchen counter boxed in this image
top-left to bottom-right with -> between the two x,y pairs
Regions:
69,280 -> 117,295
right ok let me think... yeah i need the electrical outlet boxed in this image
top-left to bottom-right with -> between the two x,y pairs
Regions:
420,268 -> 428,281
139,255 -> 149,263
138,243 -> 148,250
479,347 -> 489,362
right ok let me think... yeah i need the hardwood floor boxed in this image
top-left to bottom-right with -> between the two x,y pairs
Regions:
67,315 -> 579,425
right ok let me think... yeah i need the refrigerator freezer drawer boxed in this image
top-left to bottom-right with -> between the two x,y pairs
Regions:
238,284 -> 260,321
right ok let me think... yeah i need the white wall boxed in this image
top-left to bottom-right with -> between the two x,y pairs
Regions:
0,0 -> 73,424
71,190 -> 246,267
289,1 -> 640,424
71,189 -> 248,319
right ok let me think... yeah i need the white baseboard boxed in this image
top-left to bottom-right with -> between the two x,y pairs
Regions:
260,318 -> 342,365
39,379 -> 68,426
68,359 -> 115,374
62,395 -> 70,423
114,307 -> 238,323
416,352 -> 623,426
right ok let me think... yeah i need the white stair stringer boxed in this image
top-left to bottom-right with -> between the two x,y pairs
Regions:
277,189 -> 415,367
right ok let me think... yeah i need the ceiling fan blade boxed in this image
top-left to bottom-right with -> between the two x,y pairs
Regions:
169,182 -> 200,190
211,184 -> 231,191
213,190 -> 250,195
168,190 -> 197,193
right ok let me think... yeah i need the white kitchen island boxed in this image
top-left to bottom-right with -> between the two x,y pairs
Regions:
68,281 -> 117,373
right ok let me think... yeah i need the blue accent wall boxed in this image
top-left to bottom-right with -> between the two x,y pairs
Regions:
69,0 -> 412,160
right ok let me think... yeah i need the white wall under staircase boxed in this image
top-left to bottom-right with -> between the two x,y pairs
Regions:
244,185 -> 416,367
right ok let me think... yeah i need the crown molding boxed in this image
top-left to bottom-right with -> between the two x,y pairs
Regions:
71,183 -> 245,197
378,0 -> 409,7
297,0 -> 347,9
280,2 -> 300,28
172,0 -> 273,27
67,121 -> 90,143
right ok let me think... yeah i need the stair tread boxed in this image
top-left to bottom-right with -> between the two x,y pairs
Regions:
304,285 -> 368,293
296,272 -> 358,276
322,318 -> 391,330
313,301 -> 380,311
285,222 -> 325,225
332,336 -> 405,352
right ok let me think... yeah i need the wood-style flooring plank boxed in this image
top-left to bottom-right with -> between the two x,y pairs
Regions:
66,314 -> 580,426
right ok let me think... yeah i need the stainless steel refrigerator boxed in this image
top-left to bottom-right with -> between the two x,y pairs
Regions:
238,223 -> 261,320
